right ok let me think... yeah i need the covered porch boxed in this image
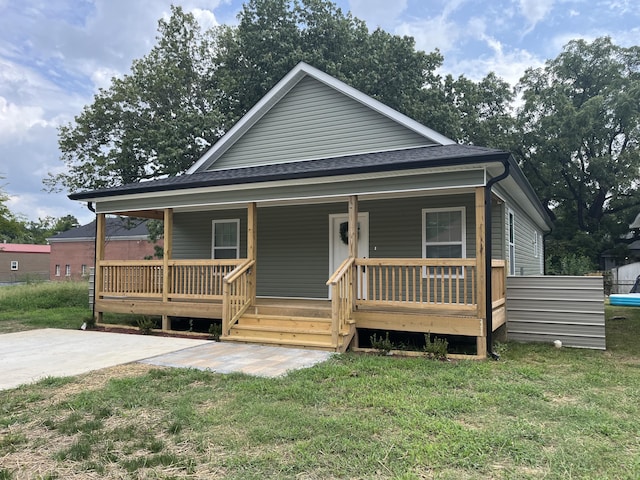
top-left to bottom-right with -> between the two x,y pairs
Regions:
92,188 -> 506,358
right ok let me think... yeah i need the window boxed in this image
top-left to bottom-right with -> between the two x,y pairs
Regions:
508,210 -> 516,276
81,264 -> 87,276
533,231 -> 539,258
212,220 -> 240,259
55,264 -> 61,277
65,264 -> 71,277
10,261 -> 18,271
423,207 -> 466,276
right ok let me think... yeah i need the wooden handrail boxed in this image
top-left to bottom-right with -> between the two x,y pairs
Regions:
224,259 -> 255,284
356,258 -> 477,267
326,257 -> 355,285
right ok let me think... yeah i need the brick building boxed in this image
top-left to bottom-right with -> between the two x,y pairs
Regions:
0,243 -> 51,283
48,217 -> 161,281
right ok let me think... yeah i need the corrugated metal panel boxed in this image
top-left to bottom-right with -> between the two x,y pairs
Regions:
506,276 -> 605,349
211,76 -> 434,170
99,169 -> 485,213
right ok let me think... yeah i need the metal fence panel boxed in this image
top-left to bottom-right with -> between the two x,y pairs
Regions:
506,276 -> 605,350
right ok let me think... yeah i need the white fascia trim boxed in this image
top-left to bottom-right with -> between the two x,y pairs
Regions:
98,184 -> 485,215
186,62 -> 455,174
90,164 -> 491,206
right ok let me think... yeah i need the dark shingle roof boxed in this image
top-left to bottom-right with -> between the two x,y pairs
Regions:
48,217 -> 152,241
69,144 -> 509,201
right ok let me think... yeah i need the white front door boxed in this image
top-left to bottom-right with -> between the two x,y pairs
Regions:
329,213 -> 369,298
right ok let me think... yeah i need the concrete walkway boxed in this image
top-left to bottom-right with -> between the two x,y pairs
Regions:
0,329 -> 333,391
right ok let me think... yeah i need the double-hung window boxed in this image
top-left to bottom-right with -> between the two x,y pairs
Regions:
211,220 -> 240,259
10,261 -> 18,271
422,207 -> 466,276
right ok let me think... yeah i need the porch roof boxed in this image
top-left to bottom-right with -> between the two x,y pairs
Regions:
70,144 -> 508,201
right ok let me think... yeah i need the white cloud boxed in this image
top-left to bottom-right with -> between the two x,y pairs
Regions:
447,34 -> 544,86
348,0 -> 408,29
0,97 -> 50,140
396,17 -> 460,54
519,0 -> 554,33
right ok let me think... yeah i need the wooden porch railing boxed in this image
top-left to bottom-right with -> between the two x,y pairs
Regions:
100,260 -> 164,297
354,258 -> 478,311
98,259 -> 245,299
222,259 -> 255,336
491,259 -> 507,308
169,259 -> 243,300
326,257 -> 355,347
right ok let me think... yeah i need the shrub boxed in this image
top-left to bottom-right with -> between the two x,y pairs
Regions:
424,333 -> 448,360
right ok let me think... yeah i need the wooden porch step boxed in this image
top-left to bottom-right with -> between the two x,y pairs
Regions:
251,302 -> 331,319
239,313 -> 332,331
223,334 -> 336,351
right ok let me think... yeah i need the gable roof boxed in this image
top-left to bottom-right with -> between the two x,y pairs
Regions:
48,217 -> 152,242
186,62 -> 455,173
0,244 -> 50,254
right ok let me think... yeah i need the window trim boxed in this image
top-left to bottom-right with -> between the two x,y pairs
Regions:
65,264 -> 71,277
211,219 -> 240,259
55,264 -> 61,277
10,260 -> 18,271
422,207 -> 466,278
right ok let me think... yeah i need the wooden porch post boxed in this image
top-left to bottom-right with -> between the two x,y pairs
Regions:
348,195 -> 358,258
475,187 -> 487,358
94,213 -> 106,325
162,208 -> 173,331
349,195 -> 358,307
247,202 -> 257,303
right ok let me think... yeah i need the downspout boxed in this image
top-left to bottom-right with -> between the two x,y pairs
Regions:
485,160 -> 510,360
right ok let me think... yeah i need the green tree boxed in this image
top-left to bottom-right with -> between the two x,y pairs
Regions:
47,6 -> 224,192
48,0 -> 515,194
517,37 -> 640,267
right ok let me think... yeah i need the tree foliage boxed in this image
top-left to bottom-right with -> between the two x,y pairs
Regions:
48,0 -> 513,193
517,37 -> 640,266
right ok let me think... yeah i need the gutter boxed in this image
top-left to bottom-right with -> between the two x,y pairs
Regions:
485,159 -> 510,360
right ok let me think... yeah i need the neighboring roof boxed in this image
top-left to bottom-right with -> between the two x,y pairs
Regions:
70,144 -> 508,201
48,217 -> 152,242
186,62 -> 456,173
0,244 -> 50,254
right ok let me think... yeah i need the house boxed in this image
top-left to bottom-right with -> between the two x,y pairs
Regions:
0,243 -> 50,283
48,218 -> 161,281
69,63 -> 552,358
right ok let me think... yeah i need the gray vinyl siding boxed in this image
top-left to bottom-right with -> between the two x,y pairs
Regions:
505,202 -> 543,276
507,276 -> 605,350
173,210 -> 248,259
491,199 -> 505,260
169,194 -> 478,299
365,194 -> 476,259
209,76 -> 434,171
97,170 -> 485,214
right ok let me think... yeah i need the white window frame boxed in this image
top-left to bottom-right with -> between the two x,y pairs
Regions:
81,264 -> 87,276
508,209 -> 516,276
211,219 -> 240,259
533,230 -> 539,258
65,264 -> 71,277
55,264 -> 61,277
10,260 -> 18,271
422,207 -> 466,278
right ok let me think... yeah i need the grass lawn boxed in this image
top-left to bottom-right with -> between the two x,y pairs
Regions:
0,284 -> 639,479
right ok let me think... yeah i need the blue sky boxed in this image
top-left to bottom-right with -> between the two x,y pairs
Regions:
0,0 -> 638,226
